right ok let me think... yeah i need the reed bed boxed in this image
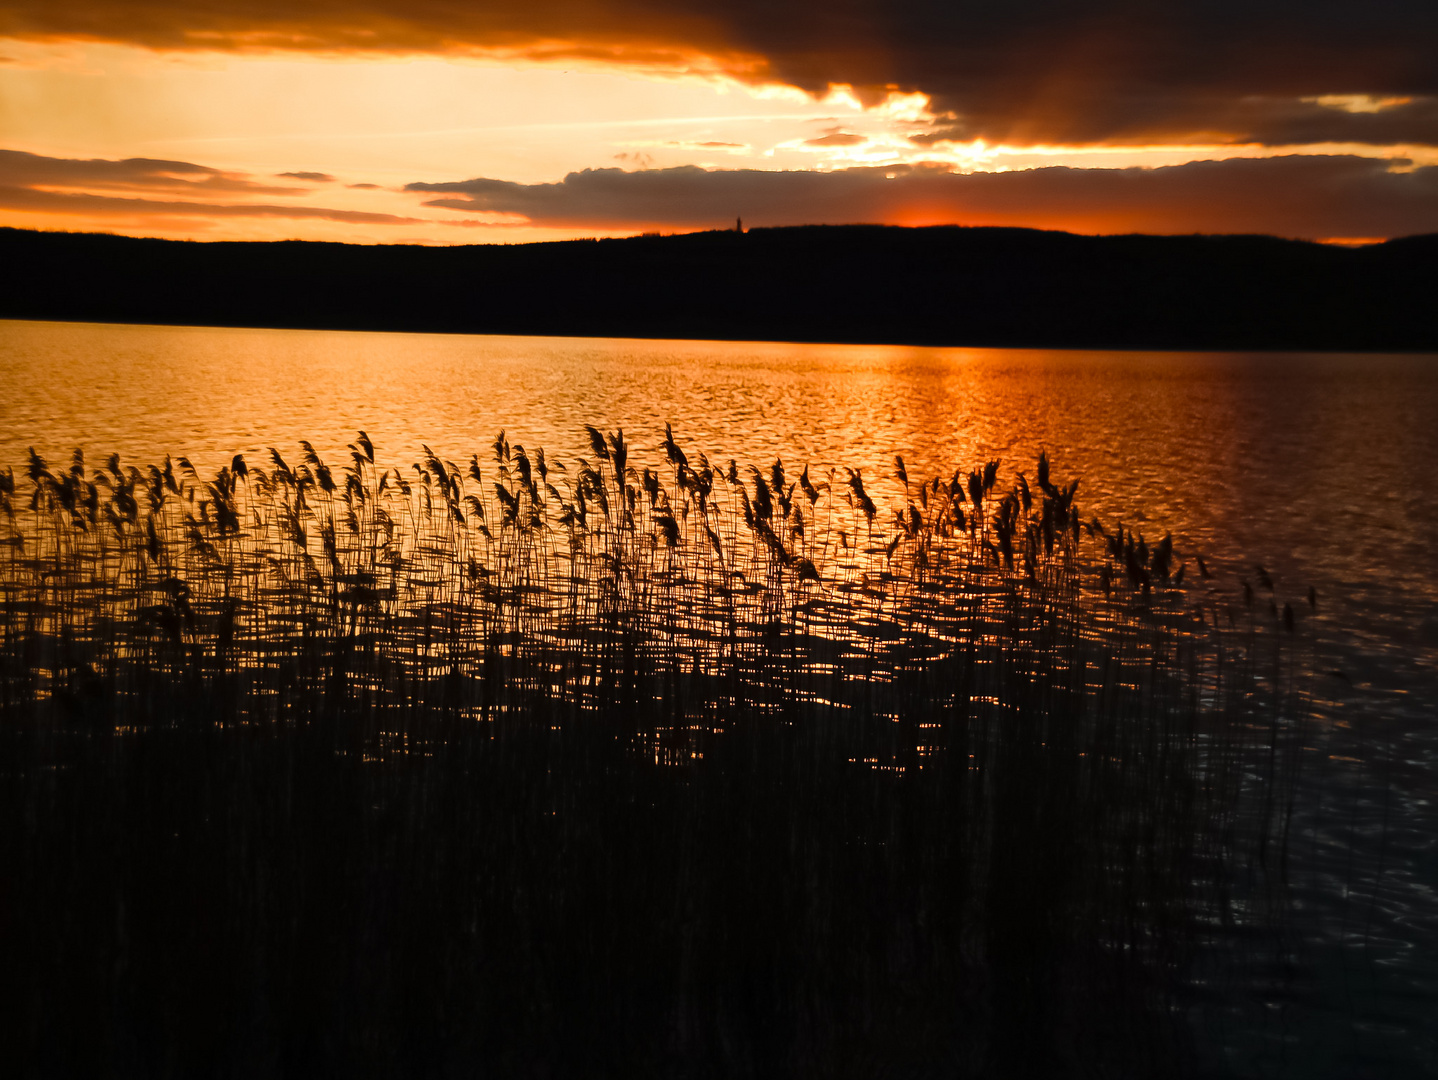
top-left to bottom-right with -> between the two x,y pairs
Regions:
0,430 -> 1309,1078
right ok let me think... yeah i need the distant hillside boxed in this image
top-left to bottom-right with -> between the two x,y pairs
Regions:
2,224 -> 1435,350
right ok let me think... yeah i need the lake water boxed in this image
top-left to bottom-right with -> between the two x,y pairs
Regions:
2,318 -> 1435,1074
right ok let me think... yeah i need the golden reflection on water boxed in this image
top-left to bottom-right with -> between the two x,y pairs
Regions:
2,318 -> 1436,691
4,318 -> 1435,1074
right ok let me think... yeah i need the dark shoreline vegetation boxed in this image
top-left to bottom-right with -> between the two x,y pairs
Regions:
0,430 -> 1317,1077
2,223 -> 1437,351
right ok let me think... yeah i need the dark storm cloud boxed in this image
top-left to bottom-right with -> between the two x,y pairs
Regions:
3,1 -> 1438,145
1233,97 -> 1438,147
911,96 -> 1438,149
408,156 -> 1438,240
0,147 -> 421,224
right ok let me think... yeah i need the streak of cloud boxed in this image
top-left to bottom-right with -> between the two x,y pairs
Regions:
804,132 -> 865,147
0,148 -> 421,224
0,148 -> 298,195
0,185 -> 423,224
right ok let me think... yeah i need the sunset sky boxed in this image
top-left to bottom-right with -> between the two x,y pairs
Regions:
2,1 -> 1436,244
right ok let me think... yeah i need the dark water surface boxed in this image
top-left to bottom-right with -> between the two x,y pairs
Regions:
3,318 -> 1435,1075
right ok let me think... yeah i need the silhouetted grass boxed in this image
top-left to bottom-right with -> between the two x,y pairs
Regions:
0,432 -> 1310,1078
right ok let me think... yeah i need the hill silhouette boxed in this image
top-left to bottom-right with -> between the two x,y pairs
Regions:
2,224 -> 1435,350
